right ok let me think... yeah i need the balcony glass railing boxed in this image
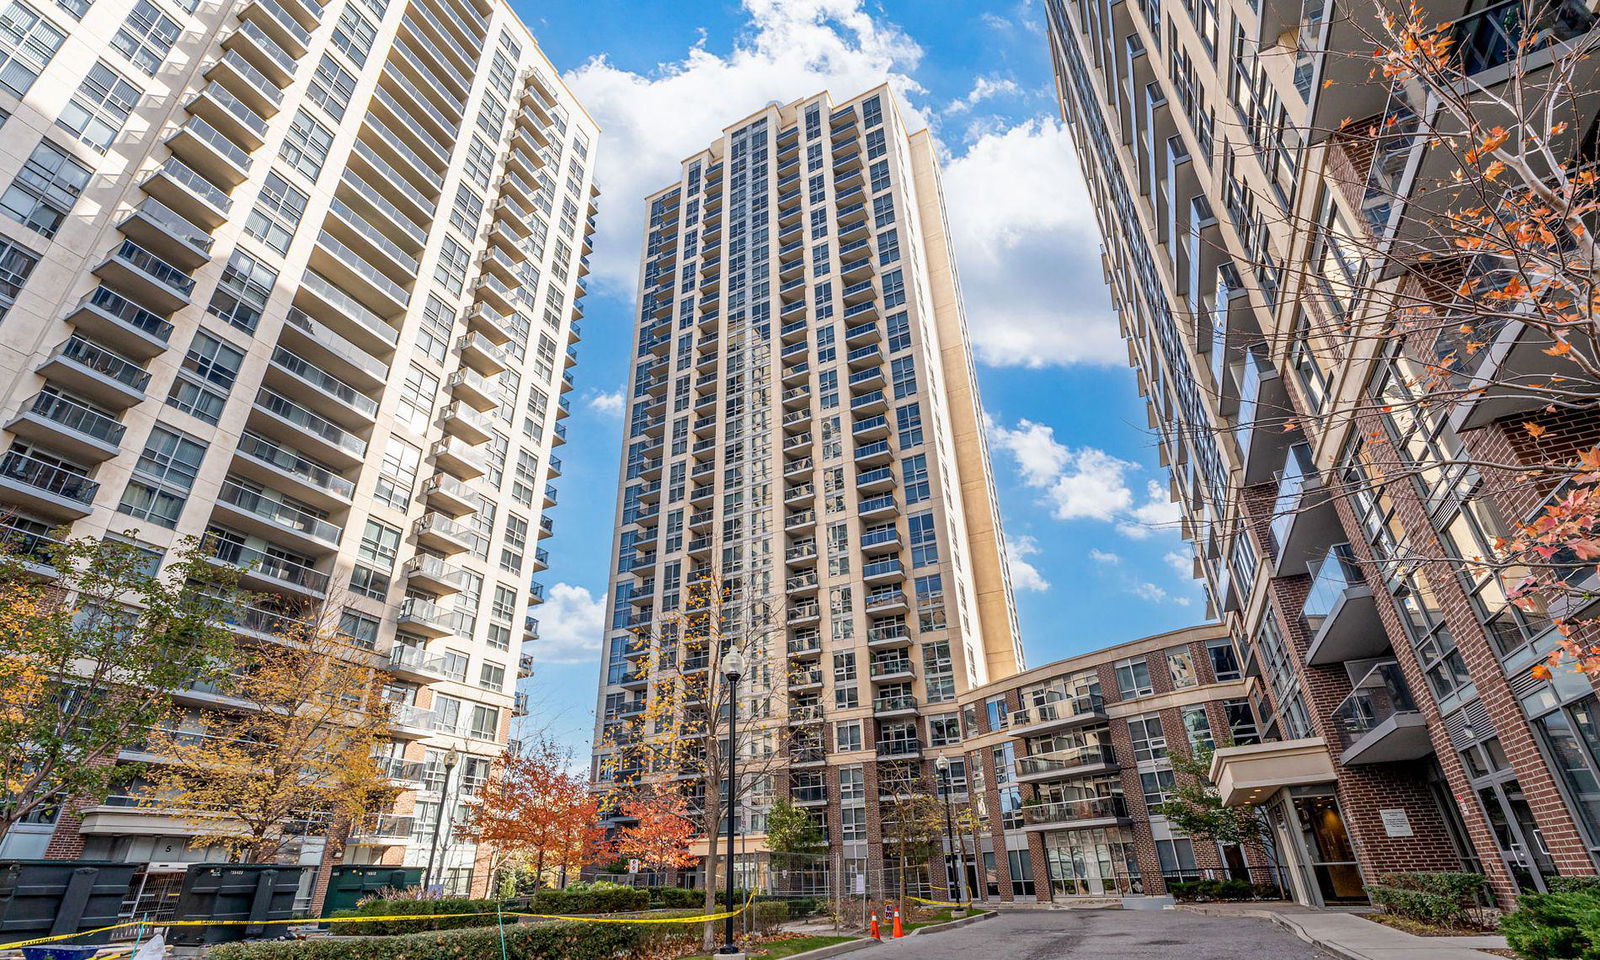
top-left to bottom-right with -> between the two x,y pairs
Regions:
349,138 -> 439,214
132,197 -> 216,254
206,537 -> 329,591
0,451 -> 97,504
110,240 -> 195,296
25,393 -> 125,445
176,116 -> 252,172
217,479 -> 342,543
271,347 -> 378,416
1010,694 -> 1106,727
1016,743 -> 1118,777
327,196 -> 420,273
1331,661 -> 1418,751
256,389 -> 368,457
315,231 -> 410,307
52,337 -> 150,391
1269,443 -> 1316,555
1301,543 -> 1363,631
152,158 -> 231,213
218,41 -> 286,101
1020,795 -> 1128,826
236,430 -> 355,499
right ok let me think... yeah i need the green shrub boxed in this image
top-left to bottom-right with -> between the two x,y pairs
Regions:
749,901 -> 788,937
1165,879 -> 1257,902
1549,877 -> 1600,895
209,920 -> 641,960
1502,890 -> 1600,960
329,898 -> 505,935
649,887 -> 702,909
528,883 -> 650,915
1366,872 -> 1487,929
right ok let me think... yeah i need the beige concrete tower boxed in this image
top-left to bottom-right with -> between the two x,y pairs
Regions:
0,0 -> 596,900
591,86 -> 1023,890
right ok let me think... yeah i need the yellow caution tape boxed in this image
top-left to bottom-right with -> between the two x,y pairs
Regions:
905,895 -> 975,909
0,894 -> 756,952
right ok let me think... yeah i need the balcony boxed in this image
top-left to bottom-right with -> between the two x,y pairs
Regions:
788,631 -> 822,657
421,472 -> 476,517
94,240 -> 193,313
1009,695 -> 1108,735
855,439 -> 892,465
1019,795 -> 1130,831
281,308 -> 388,393
431,436 -> 487,482
7,393 -> 124,462
311,231 -> 411,316
868,656 -> 914,681
405,554 -> 467,594
240,0 -> 312,56
1302,544 -> 1386,666
325,196 -> 420,278
856,466 -> 894,493
785,509 -> 816,532
214,478 -> 342,552
1268,443 -> 1340,577
864,589 -> 907,613
448,367 -> 498,412
231,430 -> 354,510
456,331 -> 511,376
439,400 -> 494,445
208,43 -> 286,112
1450,0 -> 1594,76
204,537 -> 328,598
397,597 -> 460,639
266,347 -> 378,427
1016,744 -> 1120,784
37,338 -> 149,409
140,158 -> 231,230
873,693 -> 918,716
860,527 -> 900,553
0,451 -> 98,519
165,116 -> 252,188
1234,345 -> 1296,486
350,814 -> 415,844
375,756 -> 427,787
295,270 -> 401,357
414,511 -> 478,555
875,738 -> 920,758
251,389 -> 368,467
1332,661 -> 1432,765
118,197 -> 214,270
862,557 -> 904,583
859,494 -> 897,519
853,415 -> 889,440
850,389 -> 887,415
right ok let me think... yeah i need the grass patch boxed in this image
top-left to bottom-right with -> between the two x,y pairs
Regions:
681,934 -> 857,959
1363,912 -> 1496,937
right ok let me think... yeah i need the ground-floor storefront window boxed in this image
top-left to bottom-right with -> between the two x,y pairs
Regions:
1042,827 -> 1140,896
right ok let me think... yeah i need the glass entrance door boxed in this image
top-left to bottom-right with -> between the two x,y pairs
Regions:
1291,790 -> 1367,903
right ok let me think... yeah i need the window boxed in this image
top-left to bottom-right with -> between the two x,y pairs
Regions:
865,128 -> 886,159
374,436 -> 420,509
338,609 -> 379,649
349,564 -> 387,600
166,329 -> 242,424
1127,713 -> 1168,762
1116,657 -> 1154,699
915,573 -> 946,631
929,714 -> 960,746
331,5 -> 375,65
1141,769 -> 1177,810
490,584 -> 517,622
840,805 -> 866,841
1207,637 -> 1241,682
436,236 -> 469,294
908,511 -> 938,568
244,171 -> 307,254
1,139 -> 90,239
877,226 -> 899,265
869,160 -> 891,194
357,518 -> 400,570
895,402 -> 922,449
280,110 -> 333,180
57,61 -> 140,152
902,453 -> 929,504
890,355 -> 917,399
838,765 -> 864,800
1155,838 -> 1197,878
0,237 -> 39,320
450,186 -> 484,237
500,513 -> 526,573
470,704 -> 500,740
307,54 -> 355,119
861,94 -> 882,127
479,661 -> 505,690
835,719 -> 862,752
1224,698 -> 1260,744
872,193 -> 895,229
1167,647 -> 1196,689
117,425 -> 205,528
464,136 -> 494,190
834,685 -> 858,709
1182,704 -> 1214,750
207,249 -> 276,333
395,364 -> 437,433
886,311 -> 910,352
0,2 -> 65,98
985,695 -> 1008,731
110,0 -> 177,75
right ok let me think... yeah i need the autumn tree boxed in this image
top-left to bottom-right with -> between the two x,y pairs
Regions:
0,534 -> 241,842
146,608 -> 395,863
613,783 -> 696,876
879,785 -> 946,908
598,573 -> 786,945
456,738 -> 606,891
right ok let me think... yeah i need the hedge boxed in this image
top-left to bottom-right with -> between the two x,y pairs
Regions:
1166,879 -> 1274,902
331,899 -> 505,935
208,920 -> 669,960
1364,872 -> 1485,928
1502,889 -> 1600,960
1549,877 -> 1600,895
527,884 -> 650,915
650,887 -> 702,909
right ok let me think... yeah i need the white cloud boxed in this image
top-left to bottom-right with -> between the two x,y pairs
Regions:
942,119 -> 1123,368
1089,548 -> 1121,565
565,0 -> 925,298
990,419 -> 1135,522
1133,582 -> 1192,607
1005,535 -> 1050,591
945,75 -> 1020,114
1163,550 -> 1194,578
1116,480 -> 1184,539
531,583 -> 606,664
587,390 -> 624,415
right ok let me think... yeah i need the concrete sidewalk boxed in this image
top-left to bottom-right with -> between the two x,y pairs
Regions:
1180,903 -> 1508,960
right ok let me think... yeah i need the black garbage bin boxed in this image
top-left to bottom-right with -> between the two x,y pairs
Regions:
167,864 -> 308,945
0,861 -> 140,946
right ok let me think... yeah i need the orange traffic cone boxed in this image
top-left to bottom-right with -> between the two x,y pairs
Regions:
869,912 -> 881,940
892,907 -> 905,939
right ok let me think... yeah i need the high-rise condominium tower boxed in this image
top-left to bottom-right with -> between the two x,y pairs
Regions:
591,86 -> 1024,888
1045,0 -> 1600,909
0,0 -> 596,900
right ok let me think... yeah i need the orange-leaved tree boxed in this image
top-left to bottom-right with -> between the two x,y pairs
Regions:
456,738 -> 606,891
613,783 -> 696,876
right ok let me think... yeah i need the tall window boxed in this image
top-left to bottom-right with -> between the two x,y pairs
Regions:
374,436 -> 420,509
306,54 -> 355,119
57,60 -> 140,152
330,5 -> 375,65
244,171 -> 307,254
1115,656 -> 1154,699
206,249 -> 276,333
280,110 -> 333,180
166,329 -> 242,425
395,364 -> 437,433
117,425 -> 205,527
110,0 -> 178,74
0,1 -> 65,98
1,139 -> 90,239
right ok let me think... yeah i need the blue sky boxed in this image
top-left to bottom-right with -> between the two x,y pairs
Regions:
511,0 -> 1208,753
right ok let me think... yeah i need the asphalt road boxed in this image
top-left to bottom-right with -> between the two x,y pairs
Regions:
868,908 -> 1336,959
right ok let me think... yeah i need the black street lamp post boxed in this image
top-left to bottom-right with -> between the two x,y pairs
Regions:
719,647 -> 746,955
424,746 -> 461,892
935,754 -> 968,912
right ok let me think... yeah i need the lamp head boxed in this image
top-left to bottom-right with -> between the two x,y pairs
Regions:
936,754 -> 950,774
445,746 -> 461,768
722,647 -> 746,681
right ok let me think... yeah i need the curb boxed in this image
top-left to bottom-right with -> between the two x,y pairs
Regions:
782,937 -> 875,959
909,910 -> 995,937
